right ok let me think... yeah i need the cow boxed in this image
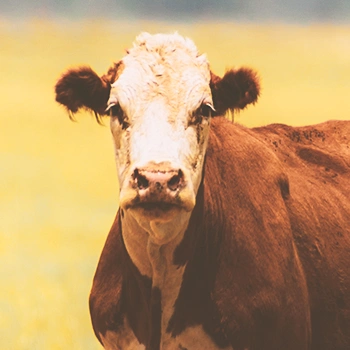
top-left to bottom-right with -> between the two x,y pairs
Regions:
55,32 -> 350,350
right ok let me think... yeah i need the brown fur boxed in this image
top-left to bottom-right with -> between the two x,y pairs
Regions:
90,118 -> 350,350
210,68 -> 260,116
55,62 -> 123,117
89,212 -> 154,346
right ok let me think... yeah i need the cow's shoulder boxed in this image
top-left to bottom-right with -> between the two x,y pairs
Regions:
89,212 -> 152,348
89,212 -> 124,344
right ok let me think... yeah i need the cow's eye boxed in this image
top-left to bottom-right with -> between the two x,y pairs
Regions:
199,103 -> 214,118
190,102 -> 215,125
108,103 -> 129,130
108,103 -> 122,118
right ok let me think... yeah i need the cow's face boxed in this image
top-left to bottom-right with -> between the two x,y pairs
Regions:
108,34 -> 212,231
55,32 -> 260,245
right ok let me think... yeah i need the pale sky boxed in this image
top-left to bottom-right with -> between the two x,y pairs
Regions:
1,0 -> 349,23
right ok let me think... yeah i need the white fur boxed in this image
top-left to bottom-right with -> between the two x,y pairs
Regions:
100,326 -> 145,350
165,325 -> 234,350
109,32 -> 212,214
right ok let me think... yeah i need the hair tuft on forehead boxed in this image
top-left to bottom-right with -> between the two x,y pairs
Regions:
131,32 -> 199,58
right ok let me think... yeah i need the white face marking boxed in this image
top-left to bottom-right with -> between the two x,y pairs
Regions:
109,33 -> 213,236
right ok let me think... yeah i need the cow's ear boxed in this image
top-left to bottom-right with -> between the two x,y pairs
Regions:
210,68 -> 260,116
55,65 -> 115,118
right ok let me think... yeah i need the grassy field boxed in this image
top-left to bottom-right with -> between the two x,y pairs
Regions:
1,18 -> 349,349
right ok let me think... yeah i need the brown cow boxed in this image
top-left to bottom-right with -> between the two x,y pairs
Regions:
55,33 -> 350,350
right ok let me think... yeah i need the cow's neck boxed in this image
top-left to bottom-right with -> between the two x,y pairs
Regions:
121,209 -> 192,345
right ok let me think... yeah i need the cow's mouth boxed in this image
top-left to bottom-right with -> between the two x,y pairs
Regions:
130,201 -> 183,219
135,202 -> 179,211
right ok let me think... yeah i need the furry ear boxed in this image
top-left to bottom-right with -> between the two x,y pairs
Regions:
210,68 -> 260,116
55,65 -> 117,117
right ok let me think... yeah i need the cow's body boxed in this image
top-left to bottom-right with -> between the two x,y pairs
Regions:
89,118 -> 350,350
55,33 -> 350,350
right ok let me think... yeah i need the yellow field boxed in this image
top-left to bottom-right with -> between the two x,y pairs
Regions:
1,18 -> 349,349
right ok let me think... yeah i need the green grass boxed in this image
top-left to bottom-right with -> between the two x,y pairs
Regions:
1,18 -> 349,349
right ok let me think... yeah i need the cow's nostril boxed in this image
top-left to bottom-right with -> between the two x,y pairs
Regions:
167,170 -> 183,191
137,175 -> 149,190
133,169 -> 149,190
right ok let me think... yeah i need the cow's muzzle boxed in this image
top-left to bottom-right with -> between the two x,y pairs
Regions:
133,168 -> 184,193
119,163 -> 196,213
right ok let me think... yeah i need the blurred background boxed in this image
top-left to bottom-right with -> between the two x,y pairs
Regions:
1,1 -> 349,349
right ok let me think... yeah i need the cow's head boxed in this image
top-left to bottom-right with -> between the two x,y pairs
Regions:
55,33 -> 259,245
